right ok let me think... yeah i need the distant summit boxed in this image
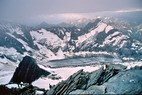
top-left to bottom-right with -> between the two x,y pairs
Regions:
59,16 -> 100,28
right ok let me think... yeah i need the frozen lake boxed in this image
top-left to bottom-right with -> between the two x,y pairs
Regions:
42,56 -> 122,68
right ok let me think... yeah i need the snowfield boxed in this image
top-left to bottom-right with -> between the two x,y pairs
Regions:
78,22 -> 108,44
0,60 -> 142,90
30,29 -> 65,48
33,64 -> 102,89
0,71 -> 14,85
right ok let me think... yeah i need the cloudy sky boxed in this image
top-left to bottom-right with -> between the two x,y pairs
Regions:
0,0 -> 142,24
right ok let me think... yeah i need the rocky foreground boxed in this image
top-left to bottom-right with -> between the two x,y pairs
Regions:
0,56 -> 142,95
46,64 -> 142,95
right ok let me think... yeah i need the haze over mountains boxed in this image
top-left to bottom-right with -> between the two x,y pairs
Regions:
0,15 -> 142,66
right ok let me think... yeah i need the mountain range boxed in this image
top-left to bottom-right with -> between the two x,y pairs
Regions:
0,16 -> 142,65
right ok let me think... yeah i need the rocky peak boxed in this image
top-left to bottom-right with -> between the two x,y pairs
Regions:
9,56 -> 50,85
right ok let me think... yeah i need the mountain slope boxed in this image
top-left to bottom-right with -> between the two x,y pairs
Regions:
0,17 -> 142,64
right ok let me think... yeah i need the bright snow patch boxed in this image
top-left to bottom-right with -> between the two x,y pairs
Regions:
0,71 -> 14,85
56,48 -> 65,59
105,25 -> 113,33
116,61 -> 142,69
0,47 -> 22,64
30,29 -> 64,48
6,84 -> 19,89
33,65 -> 102,90
64,32 -> 71,42
36,91 -> 44,94
78,22 -> 107,44
102,32 -> 129,47
9,28 -> 23,35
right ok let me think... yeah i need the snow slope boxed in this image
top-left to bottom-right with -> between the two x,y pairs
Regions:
33,64 -> 103,89
30,29 -> 65,48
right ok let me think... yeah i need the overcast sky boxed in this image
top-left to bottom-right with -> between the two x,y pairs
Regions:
0,0 -> 142,24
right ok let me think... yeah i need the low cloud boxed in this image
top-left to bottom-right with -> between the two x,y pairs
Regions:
36,13 -> 89,23
115,8 -> 142,13
38,13 -> 87,20
33,8 -> 142,24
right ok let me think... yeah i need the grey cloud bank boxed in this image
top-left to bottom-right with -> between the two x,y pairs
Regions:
0,0 -> 142,24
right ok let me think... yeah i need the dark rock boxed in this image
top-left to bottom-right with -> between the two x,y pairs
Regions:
46,69 -> 90,95
105,63 -> 127,71
0,32 -> 26,54
95,64 -> 126,85
0,85 -> 35,95
9,56 -> 50,85
86,67 -> 104,88
0,85 -> 15,95
48,74 -> 62,80
0,84 -> 45,95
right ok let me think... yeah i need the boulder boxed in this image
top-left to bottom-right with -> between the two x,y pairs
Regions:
9,56 -> 50,85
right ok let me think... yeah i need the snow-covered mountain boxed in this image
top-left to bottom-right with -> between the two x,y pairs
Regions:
0,17 -> 142,65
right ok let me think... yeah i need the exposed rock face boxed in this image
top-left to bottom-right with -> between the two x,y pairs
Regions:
46,64 -> 142,95
46,69 -> 90,95
103,69 -> 142,94
9,56 -> 50,85
86,67 -> 104,88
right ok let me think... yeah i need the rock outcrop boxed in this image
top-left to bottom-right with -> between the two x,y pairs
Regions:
0,85 -> 45,95
9,56 -> 50,85
45,64 -> 142,95
103,69 -> 142,94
